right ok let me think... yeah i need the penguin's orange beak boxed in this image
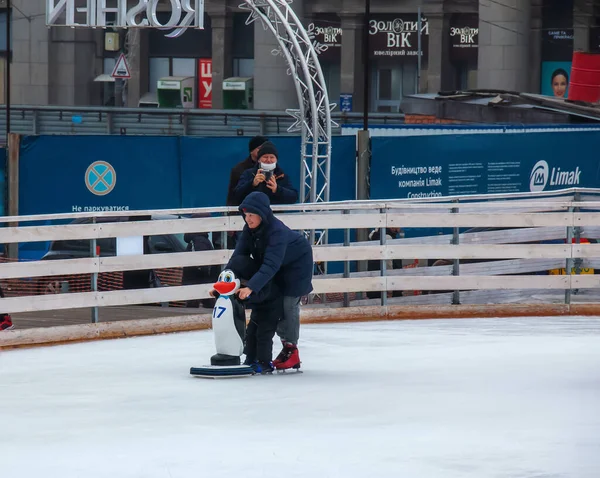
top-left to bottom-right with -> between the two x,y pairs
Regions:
214,281 -> 236,295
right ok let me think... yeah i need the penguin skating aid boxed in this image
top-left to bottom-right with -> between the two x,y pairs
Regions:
190,270 -> 254,379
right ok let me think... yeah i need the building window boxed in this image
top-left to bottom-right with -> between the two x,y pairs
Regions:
232,12 -> 254,79
99,58 -> 117,106
455,63 -> 477,90
148,58 -> 197,94
103,57 -> 116,74
0,9 -> 12,105
172,58 -> 196,77
372,63 -> 417,113
233,58 -> 254,78
322,62 -> 341,106
0,10 -> 12,52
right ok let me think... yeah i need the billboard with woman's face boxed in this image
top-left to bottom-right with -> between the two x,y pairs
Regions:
541,62 -> 571,98
540,0 -> 573,97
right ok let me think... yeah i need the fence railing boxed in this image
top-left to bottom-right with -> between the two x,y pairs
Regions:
0,105 -> 404,139
1,188 -> 600,316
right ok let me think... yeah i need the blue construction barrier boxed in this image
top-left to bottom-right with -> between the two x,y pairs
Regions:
370,127 -> 600,239
0,147 -> 5,218
17,135 -> 356,259
371,128 -> 600,200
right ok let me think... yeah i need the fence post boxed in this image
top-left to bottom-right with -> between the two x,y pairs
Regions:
6,133 -> 20,259
259,114 -> 266,135
220,231 -> 227,263
565,206 -> 574,305
380,208 -> 387,306
32,110 -> 39,135
106,111 -> 113,135
573,191 -> 582,281
182,113 -> 189,136
452,200 -> 460,305
91,216 -> 99,324
355,130 -> 371,299
343,210 -> 350,308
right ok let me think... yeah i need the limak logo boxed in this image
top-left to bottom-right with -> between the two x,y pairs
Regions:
530,160 -> 549,192
529,160 -> 581,192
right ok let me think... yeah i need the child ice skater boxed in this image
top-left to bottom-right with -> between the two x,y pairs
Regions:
226,255 -> 283,374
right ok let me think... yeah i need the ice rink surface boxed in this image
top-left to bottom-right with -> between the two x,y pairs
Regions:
2,317 -> 600,478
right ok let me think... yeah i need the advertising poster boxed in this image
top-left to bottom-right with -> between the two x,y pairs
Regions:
541,61 -> 572,98
198,58 -> 213,108
541,0 -> 574,96
370,131 -> 600,200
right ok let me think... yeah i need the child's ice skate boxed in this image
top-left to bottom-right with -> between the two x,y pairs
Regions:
274,343 -> 302,373
248,360 -> 274,375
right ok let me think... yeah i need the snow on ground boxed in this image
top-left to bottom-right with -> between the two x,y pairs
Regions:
2,317 -> 600,478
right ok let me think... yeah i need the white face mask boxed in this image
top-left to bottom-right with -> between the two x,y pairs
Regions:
260,161 -> 277,171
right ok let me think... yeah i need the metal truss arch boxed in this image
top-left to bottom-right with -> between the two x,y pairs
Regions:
239,0 -> 335,208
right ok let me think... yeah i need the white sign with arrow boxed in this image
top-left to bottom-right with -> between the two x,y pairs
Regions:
111,53 -> 131,79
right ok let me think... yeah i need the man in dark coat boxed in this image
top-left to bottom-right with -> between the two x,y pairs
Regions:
226,191 -> 313,370
224,136 -> 269,250
234,141 -> 298,206
226,135 -> 269,207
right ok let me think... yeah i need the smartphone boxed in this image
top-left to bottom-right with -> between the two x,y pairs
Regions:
261,170 -> 273,181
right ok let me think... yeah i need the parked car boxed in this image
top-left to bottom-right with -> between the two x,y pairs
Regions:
41,215 -> 188,261
36,215 -> 219,307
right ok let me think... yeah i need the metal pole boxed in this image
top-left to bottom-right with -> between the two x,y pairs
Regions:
363,0 -> 370,129
91,216 -> 99,323
573,191 -> 582,283
6,132 -> 18,259
565,211 -> 574,306
343,210 -> 350,308
452,201 -> 460,305
380,208 -> 387,307
417,6 -> 422,94
6,0 -> 10,140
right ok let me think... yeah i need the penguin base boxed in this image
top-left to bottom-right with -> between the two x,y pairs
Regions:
190,365 -> 254,379
210,354 -> 241,366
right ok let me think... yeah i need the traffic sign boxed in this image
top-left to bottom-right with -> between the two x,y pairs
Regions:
111,53 -> 131,79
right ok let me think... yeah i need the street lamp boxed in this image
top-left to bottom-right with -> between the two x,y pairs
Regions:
5,0 -> 10,143
363,0 -> 370,130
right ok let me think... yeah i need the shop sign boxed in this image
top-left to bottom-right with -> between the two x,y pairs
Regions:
46,0 -> 204,38
369,14 -> 429,60
198,59 -> 212,109
449,13 -> 478,62
307,15 -> 342,62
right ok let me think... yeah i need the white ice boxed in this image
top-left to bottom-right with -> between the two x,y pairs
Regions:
2,317 -> 600,478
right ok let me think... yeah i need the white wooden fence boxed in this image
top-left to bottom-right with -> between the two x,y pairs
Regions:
1,187 -> 600,316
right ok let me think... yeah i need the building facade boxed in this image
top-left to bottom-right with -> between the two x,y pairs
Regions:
3,0 -> 600,111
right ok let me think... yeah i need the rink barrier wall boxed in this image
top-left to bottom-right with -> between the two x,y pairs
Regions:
3,188 -> 600,348
3,303 -> 600,350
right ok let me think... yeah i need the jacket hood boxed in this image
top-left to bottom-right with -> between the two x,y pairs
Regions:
239,192 -> 274,225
